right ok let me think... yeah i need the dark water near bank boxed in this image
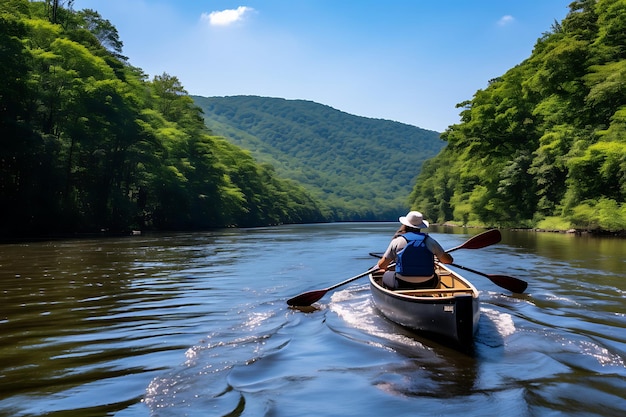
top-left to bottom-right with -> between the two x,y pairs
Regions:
0,223 -> 624,416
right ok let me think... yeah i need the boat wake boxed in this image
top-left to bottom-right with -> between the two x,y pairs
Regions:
329,284 -> 429,351
329,285 -> 524,352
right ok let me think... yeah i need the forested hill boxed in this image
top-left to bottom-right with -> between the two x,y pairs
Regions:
193,95 -> 444,220
1,1 -> 330,236
411,0 -> 626,233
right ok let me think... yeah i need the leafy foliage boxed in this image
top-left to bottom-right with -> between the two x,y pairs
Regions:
193,96 -> 445,221
0,1 -> 326,236
409,0 -> 626,232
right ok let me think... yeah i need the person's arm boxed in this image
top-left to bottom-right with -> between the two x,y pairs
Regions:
426,236 -> 453,264
376,239 -> 397,271
377,256 -> 393,271
438,251 -> 453,264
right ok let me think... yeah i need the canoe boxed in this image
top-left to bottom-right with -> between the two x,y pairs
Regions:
369,262 -> 480,348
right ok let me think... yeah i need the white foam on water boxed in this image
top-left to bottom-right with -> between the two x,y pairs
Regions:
481,307 -> 516,338
329,286 -> 426,350
575,339 -> 625,367
242,311 -> 274,330
544,292 -> 583,307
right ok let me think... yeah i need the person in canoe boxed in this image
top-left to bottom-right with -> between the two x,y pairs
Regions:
376,211 -> 453,289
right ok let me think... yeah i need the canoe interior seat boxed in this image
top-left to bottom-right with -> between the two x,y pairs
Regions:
392,288 -> 475,299
439,274 -> 455,289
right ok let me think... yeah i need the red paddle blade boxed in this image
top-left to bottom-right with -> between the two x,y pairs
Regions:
461,229 -> 501,249
287,289 -> 328,306
487,274 -> 528,294
448,229 -> 501,252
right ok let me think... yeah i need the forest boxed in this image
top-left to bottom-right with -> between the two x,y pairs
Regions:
193,95 -> 444,221
0,0 -> 328,237
2,0 -> 625,237
410,0 -> 626,232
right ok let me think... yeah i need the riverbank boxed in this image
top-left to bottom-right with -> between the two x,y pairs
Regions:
3,221 -> 625,244
440,222 -> 626,237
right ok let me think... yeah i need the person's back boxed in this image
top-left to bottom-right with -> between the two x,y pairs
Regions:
396,232 -> 435,278
377,211 -> 453,289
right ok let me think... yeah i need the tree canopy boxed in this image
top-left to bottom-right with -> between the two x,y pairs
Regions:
4,0 -> 625,236
0,0 -> 326,237
193,95 -> 444,221
409,0 -> 626,232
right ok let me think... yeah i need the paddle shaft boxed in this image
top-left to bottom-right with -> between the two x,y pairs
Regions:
450,263 -> 528,293
286,266 -> 377,306
326,267 -> 378,291
288,229 -> 503,306
370,229 -> 501,260
368,228 -> 527,293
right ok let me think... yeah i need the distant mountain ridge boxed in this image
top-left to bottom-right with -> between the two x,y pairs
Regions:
193,95 -> 445,220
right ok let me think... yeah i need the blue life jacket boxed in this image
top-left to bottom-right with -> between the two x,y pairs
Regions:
396,232 -> 435,276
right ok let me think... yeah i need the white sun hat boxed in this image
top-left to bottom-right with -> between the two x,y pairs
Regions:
399,211 -> 429,228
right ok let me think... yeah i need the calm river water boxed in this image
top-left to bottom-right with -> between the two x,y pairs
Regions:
0,223 -> 624,417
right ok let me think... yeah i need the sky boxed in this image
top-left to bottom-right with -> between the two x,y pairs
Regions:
72,0 -> 571,132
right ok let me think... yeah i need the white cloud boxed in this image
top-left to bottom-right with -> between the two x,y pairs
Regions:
201,6 -> 253,26
497,15 -> 514,26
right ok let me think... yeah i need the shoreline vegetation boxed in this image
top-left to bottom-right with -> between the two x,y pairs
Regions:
439,222 -> 626,237
2,2 -> 623,238
406,2 -> 625,235
2,221 -> 624,245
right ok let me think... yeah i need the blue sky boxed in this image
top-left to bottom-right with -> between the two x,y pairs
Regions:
72,0 -> 571,132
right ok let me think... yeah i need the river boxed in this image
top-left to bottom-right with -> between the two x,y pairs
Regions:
0,223 -> 624,416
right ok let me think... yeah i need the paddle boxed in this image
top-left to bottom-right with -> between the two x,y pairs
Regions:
368,228 -> 528,293
287,229 -> 504,307
445,228 -> 501,252
286,266 -> 379,306
450,263 -> 528,294
368,228 -> 502,259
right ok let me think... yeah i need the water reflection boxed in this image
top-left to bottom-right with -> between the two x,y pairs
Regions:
0,225 -> 624,416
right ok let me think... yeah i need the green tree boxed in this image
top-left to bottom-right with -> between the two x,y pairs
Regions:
410,0 -> 625,231
1,2 -> 327,236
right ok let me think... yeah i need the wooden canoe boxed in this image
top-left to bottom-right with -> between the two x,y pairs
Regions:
369,263 -> 480,348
